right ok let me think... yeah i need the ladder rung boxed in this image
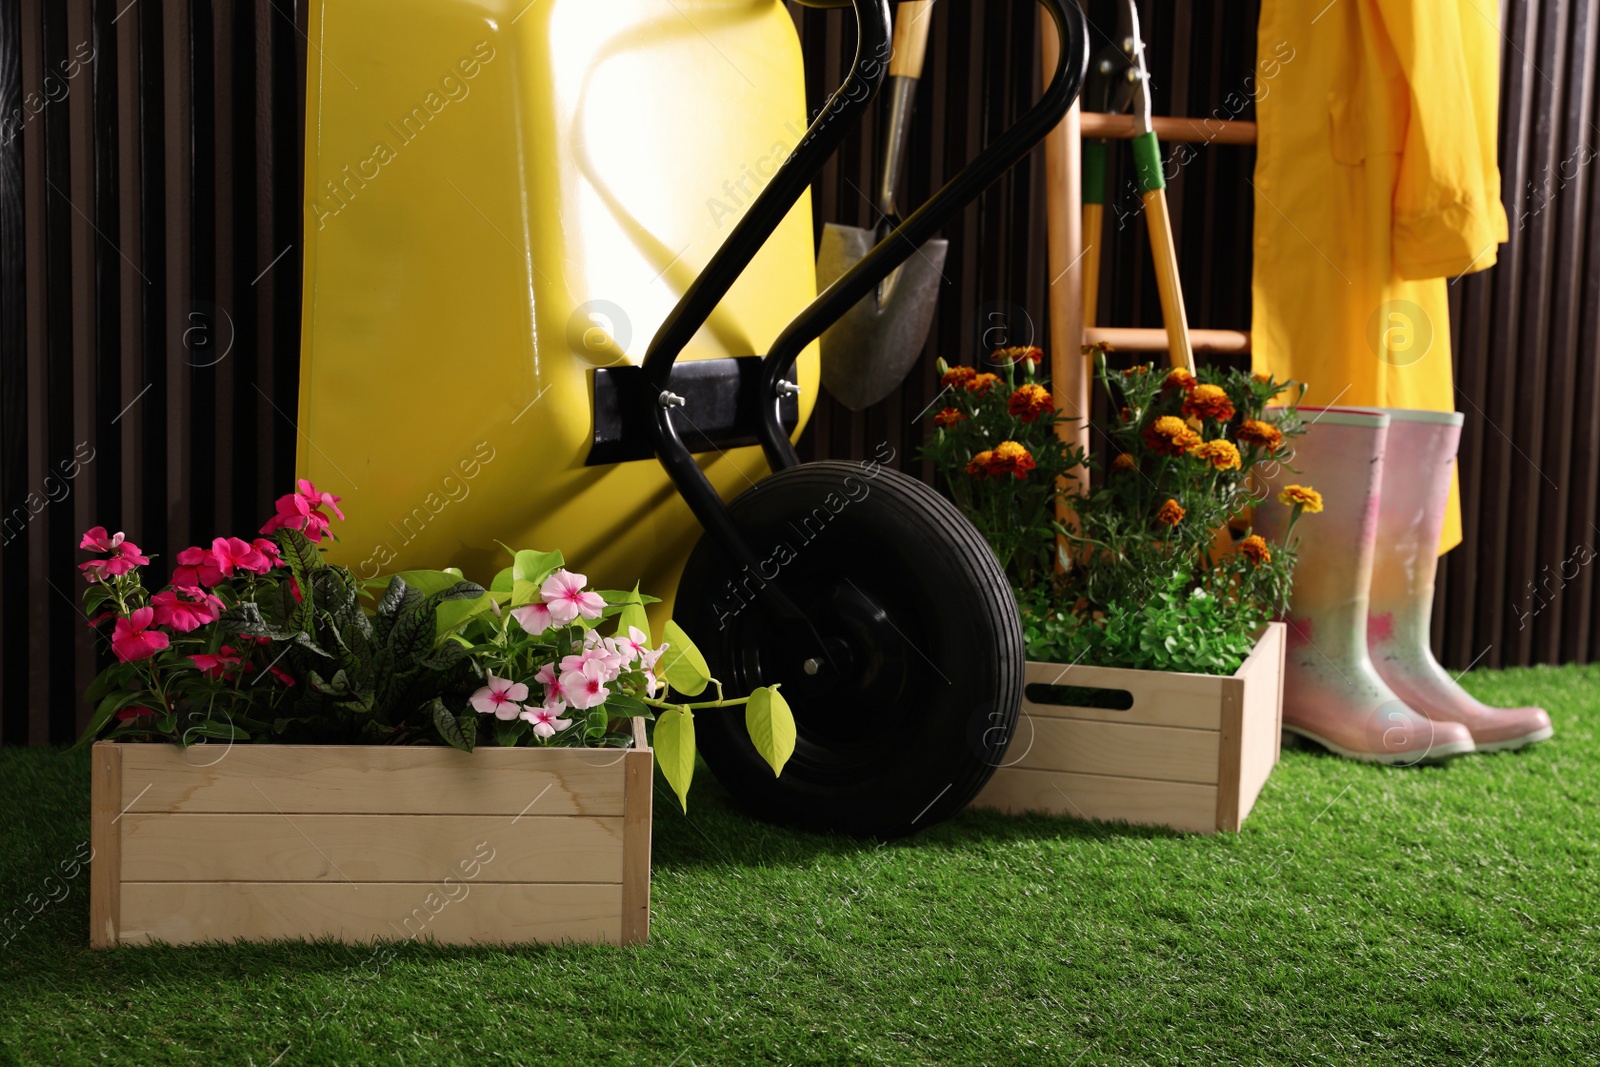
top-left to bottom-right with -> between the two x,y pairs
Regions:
1086,326 -> 1251,355
1080,113 -> 1257,146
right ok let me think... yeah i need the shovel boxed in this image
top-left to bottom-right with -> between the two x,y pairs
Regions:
817,0 -> 948,412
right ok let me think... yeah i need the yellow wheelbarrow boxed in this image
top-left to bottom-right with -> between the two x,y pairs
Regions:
298,0 -> 1089,837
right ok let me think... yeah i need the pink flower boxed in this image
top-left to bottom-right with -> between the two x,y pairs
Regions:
260,480 -> 344,543
289,577 -> 302,603
104,540 -> 150,576
559,659 -> 611,711
520,705 -> 573,739
211,536 -> 272,577
540,569 -> 606,626
79,559 -> 111,582
511,602 -> 553,636
252,539 -> 284,569
173,546 -> 227,588
268,665 -> 295,687
616,626 -> 651,664
115,706 -> 158,725
189,646 -> 244,679
80,527 -> 125,552
643,668 -> 659,698
111,608 -> 169,663
469,674 -> 528,720
150,587 -> 224,632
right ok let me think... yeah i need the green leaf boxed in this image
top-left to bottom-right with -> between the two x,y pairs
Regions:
431,699 -> 473,753
744,686 -> 796,778
490,567 -> 514,593
653,707 -> 696,812
71,688 -> 146,750
458,709 -> 478,750
657,620 -> 711,697
182,720 -> 250,741
493,719 -> 525,748
613,583 -> 650,643
511,549 -> 564,607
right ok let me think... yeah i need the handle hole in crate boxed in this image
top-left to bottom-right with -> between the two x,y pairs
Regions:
1025,684 -> 1134,711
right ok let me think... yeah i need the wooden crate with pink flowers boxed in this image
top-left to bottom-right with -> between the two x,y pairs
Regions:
974,622 -> 1285,834
89,719 -> 652,948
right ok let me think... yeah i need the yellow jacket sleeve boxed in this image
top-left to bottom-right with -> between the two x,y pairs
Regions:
1377,0 -> 1504,280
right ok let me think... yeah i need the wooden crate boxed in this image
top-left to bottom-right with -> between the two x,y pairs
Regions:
974,623 -> 1285,833
90,718 -> 652,948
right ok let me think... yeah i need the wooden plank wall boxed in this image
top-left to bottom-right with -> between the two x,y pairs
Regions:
2,0 -> 1596,744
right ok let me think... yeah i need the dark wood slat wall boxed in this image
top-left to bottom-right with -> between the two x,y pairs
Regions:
0,0 -> 305,744
0,1 -> 1594,743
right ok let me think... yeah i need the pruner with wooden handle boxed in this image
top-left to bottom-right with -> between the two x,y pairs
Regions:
1123,1 -> 1195,375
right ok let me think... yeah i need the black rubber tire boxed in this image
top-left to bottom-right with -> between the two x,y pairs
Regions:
674,460 -> 1024,838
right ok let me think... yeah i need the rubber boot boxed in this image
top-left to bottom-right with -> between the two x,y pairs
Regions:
1253,408 -> 1475,764
1368,409 -> 1553,751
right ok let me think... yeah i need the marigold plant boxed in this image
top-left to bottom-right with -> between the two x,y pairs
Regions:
921,348 -> 1085,590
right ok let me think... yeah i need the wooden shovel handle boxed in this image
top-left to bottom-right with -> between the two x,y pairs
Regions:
1142,189 -> 1196,375
889,2 -> 934,78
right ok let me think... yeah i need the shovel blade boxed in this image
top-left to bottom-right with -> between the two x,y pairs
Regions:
816,223 -> 948,412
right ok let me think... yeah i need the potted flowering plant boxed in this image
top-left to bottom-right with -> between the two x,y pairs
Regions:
927,350 -> 1318,833
81,483 -> 794,948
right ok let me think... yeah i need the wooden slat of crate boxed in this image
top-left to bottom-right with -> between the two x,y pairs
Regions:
119,814 -> 624,883
117,744 -> 627,816
976,767 -> 1218,835
1022,660 -> 1226,730
1008,716 -> 1221,785
117,882 -> 624,946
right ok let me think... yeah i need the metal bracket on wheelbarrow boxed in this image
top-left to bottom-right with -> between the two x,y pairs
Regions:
587,358 -> 800,467
636,0 -> 1090,599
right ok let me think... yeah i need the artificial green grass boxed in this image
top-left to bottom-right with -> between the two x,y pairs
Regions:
1,664 -> 1597,1066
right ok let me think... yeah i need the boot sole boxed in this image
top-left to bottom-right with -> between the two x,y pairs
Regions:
1474,725 -> 1554,753
1282,724 -> 1476,765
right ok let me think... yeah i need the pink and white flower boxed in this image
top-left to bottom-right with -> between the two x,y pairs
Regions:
616,626 -> 652,664
469,674 -> 528,720
535,661 -> 565,704
540,569 -> 606,626
150,587 -> 225,632
559,658 -> 611,710
511,602 -> 553,636
111,608 -> 168,662
520,705 -> 573,739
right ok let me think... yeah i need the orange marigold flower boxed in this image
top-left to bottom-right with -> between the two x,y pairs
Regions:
1278,484 -> 1324,513
1119,406 -> 1133,422
1188,438 -> 1241,472
941,365 -> 977,389
1143,414 -> 1202,456
1155,498 -> 1185,526
1112,453 -> 1137,473
1236,418 -> 1284,450
986,440 -> 1037,479
994,345 -> 1043,366
1239,534 -> 1271,565
1126,363 -> 1150,375
1182,383 -> 1236,423
966,450 -> 994,477
1163,368 -> 1197,392
1008,383 -> 1053,423
969,372 -> 1002,394
933,407 -> 967,428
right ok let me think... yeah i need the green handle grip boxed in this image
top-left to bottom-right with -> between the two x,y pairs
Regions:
1082,140 -> 1108,206
1132,130 -> 1166,194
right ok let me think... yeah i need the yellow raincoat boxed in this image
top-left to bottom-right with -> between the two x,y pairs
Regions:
1251,0 -> 1508,552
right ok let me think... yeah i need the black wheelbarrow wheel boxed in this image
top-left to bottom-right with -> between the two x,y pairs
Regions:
674,460 -> 1024,838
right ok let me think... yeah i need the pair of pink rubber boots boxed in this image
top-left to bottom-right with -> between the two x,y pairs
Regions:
1253,408 -> 1553,764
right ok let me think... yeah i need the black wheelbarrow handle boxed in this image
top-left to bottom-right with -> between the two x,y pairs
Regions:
758,0 -> 1090,470
638,0 -> 1088,593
